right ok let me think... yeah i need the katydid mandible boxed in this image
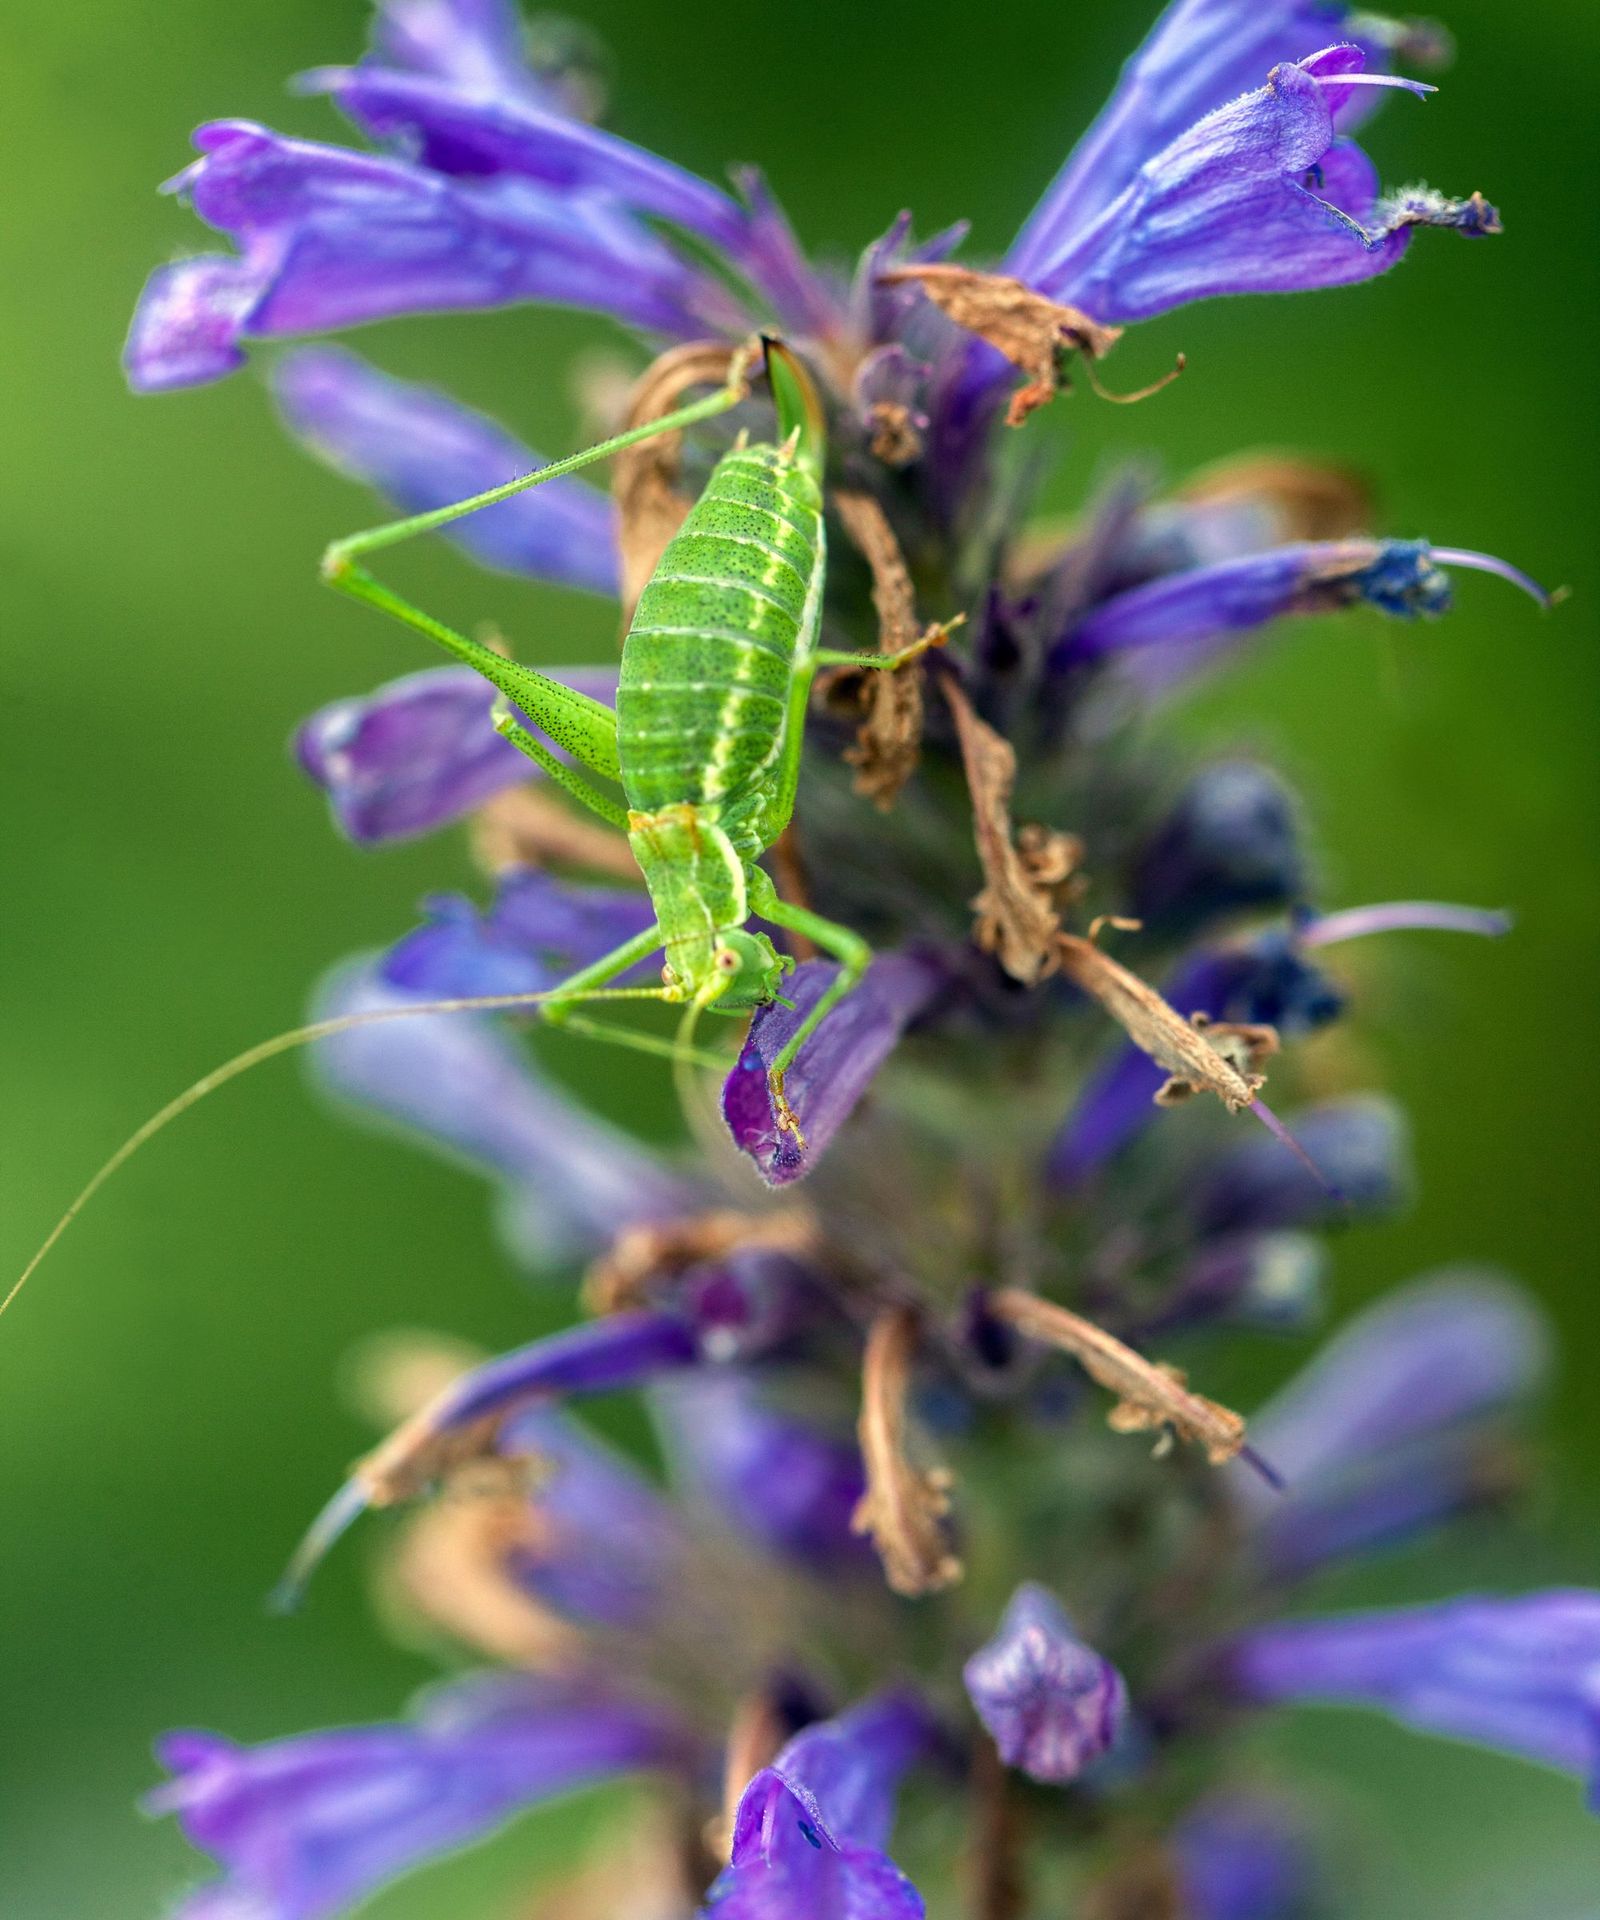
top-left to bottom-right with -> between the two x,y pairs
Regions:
319,336 -> 934,1143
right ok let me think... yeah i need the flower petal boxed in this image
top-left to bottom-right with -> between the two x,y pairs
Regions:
382,869 -> 657,998
705,1693 -> 936,1917
653,1371 -> 869,1566
127,120 -> 722,391
1131,762 -> 1306,937
1035,52 -> 1490,324
148,1673 -> 690,1920
1172,1791 -> 1318,1920
273,347 -> 617,591
1192,1095 -> 1411,1235
1241,1269 -> 1548,1497
294,664 -> 617,845
722,953 -> 945,1187
963,1582 -> 1128,1784
1009,2 -> 1426,276
1228,1592 -> 1600,1794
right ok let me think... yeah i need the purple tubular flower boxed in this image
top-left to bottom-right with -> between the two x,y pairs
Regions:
364,0 -> 574,105
1227,1592 -> 1600,1799
1046,939 -> 1342,1188
1235,1270 -> 1547,1518
1171,1791 -> 1317,1920
704,1693 -> 935,1919
1058,538 -> 1546,685
280,1310 -> 703,1597
307,64 -> 750,252
294,664 -> 617,845
653,1372 -> 869,1566
1192,1095 -> 1410,1236
125,120 -> 722,393
494,1406 -> 689,1628
272,347 -> 618,593
963,1582 -> 1129,1784
148,1673 -> 690,1920
1131,762 -> 1305,936
1029,48 -> 1489,325
309,963 -> 695,1265
723,952 -> 945,1186
383,869 -> 657,997
1009,1 -> 1422,278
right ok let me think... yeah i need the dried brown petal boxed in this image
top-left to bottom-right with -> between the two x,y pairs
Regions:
391,1459 -> 583,1669
832,490 -> 929,809
1055,932 -> 1275,1112
471,783 -> 643,882
852,1305 -> 963,1596
866,400 -> 924,466
880,265 -> 1121,427
942,678 -> 1064,984
614,342 -> 747,621
1179,452 -> 1373,543
989,1289 -> 1246,1465
583,1206 -> 816,1316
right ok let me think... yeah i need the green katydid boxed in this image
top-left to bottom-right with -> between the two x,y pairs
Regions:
6,338 -> 939,1313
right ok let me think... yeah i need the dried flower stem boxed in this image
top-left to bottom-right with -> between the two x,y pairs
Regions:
614,341 -> 745,619
853,1305 -> 963,1595
988,1289 -> 1246,1464
1055,932 -> 1276,1110
831,489 -> 930,808
942,678 -> 1068,984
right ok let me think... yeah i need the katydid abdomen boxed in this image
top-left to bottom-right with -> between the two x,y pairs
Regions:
617,442 -> 824,817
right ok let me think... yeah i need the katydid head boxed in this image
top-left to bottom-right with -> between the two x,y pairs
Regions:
706,929 -> 789,1013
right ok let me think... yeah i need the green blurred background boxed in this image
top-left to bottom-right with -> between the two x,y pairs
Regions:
3,0 -> 1597,1912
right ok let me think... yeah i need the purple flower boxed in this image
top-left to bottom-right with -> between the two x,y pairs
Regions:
1228,1592 -> 1600,1800
1008,1 -> 1440,278
1234,1270 -> 1546,1574
704,1693 -> 936,1918
493,1405 -> 690,1628
309,962 -> 696,1264
1243,1270 -> 1548,1497
382,868 -> 657,997
295,663 -> 619,844
963,1582 -> 1129,1784
280,1308 -> 703,1598
273,347 -> 617,592
360,0 -> 589,108
1193,1094 -> 1410,1236
1056,539 -> 1547,685
148,1673 -> 690,1920
653,1372 -> 869,1567
1020,47 -> 1485,325
125,119 -> 730,392
1172,1791 -> 1317,1920
723,953 -> 945,1186
1131,761 -> 1305,935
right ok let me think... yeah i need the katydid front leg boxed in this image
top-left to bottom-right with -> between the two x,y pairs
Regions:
316,354 -> 756,807
745,865 -> 871,1149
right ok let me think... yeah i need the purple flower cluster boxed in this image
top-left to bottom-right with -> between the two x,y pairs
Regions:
126,1 -> 1583,1914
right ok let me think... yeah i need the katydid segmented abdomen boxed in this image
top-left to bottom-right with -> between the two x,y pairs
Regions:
617,442 -> 824,815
